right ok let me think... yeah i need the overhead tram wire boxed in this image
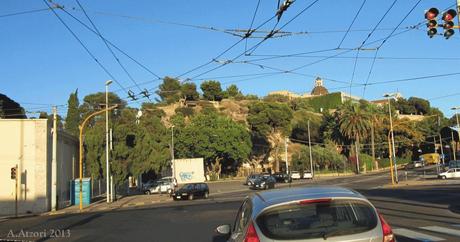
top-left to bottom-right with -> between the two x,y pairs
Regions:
43,0 -> 129,93
75,0 -> 151,101
337,0 -> 367,48
174,7 -> 282,80
0,7 -> 56,18
348,0 -> 398,95
362,0 -> 422,98
55,4 -> 162,81
245,0 -> 262,53
186,0 -> 321,82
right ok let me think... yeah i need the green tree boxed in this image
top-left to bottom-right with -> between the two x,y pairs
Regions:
156,77 -> 182,104
290,110 -> 323,143
80,92 -> 126,123
0,93 -> 26,119
65,89 -> 81,136
226,84 -> 242,98
247,102 -> 293,136
201,80 -> 223,101
408,97 -> 430,115
175,112 -> 252,175
181,82 -> 199,101
338,102 -> 371,173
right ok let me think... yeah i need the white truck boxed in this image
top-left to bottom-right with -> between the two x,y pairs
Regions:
173,158 -> 206,184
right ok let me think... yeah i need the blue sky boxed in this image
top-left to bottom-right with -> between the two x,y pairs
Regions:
2,0 -> 460,117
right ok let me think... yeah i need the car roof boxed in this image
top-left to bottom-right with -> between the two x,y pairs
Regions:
249,186 -> 367,216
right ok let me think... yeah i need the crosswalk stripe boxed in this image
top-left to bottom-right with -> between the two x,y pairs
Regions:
421,226 -> 460,237
393,228 -> 444,241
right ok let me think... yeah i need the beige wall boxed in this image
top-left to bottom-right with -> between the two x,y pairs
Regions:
0,119 -> 78,216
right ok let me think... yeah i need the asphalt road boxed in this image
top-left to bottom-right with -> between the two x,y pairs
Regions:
1,171 -> 460,242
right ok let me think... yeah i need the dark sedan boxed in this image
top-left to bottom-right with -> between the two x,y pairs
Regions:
172,183 -> 209,201
273,172 -> 292,183
250,175 -> 276,190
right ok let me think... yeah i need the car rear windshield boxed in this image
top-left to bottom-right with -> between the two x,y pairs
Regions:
256,199 -> 378,240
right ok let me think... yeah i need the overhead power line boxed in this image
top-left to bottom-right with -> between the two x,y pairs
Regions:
75,0 -> 151,100
0,7 -> 54,18
43,0 -> 129,93
337,0 -> 367,48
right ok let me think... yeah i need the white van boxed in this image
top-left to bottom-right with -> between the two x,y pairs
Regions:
438,168 -> 460,179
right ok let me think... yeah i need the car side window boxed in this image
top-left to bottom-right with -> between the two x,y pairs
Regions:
232,200 -> 252,236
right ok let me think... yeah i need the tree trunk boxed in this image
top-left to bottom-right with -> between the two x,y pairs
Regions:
371,121 -> 378,170
355,134 -> 360,174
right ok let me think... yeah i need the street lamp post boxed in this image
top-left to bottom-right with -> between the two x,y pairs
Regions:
384,93 -> 398,183
79,105 -> 118,211
451,107 -> 460,160
171,125 -> 175,181
105,80 -> 112,203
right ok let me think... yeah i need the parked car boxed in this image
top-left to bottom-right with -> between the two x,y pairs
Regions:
291,171 -> 301,179
173,183 -> 209,200
159,176 -> 177,187
438,168 -> 460,179
273,172 -> 292,183
245,173 -> 269,186
302,170 -> 313,179
142,180 -> 156,189
144,180 -> 173,195
214,186 -> 394,242
250,175 -> 276,190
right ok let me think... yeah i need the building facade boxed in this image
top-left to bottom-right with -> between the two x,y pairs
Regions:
0,119 -> 78,216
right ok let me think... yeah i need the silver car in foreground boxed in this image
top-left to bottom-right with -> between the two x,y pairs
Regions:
215,186 -> 394,242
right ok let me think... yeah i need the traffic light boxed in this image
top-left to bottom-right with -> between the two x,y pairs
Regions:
11,167 -> 16,180
425,8 -> 439,38
442,9 -> 457,39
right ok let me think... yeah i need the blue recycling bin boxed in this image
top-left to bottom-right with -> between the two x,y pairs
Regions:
70,178 -> 91,206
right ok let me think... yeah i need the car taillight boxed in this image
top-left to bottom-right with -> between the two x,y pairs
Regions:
244,222 -> 260,242
378,213 -> 395,242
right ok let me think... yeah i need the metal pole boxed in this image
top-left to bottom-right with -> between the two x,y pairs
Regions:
452,129 -> 457,160
105,81 -> 111,203
171,125 -> 175,180
371,119 -> 376,170
285,137 -> 289,174
79,105 -> 117,212
439,133 -> 445,166
51,106 -> 58,211
457,0 -> 460,34
307,120 -> 313,178
15,164 -> 18,218
388,97 -> 398,183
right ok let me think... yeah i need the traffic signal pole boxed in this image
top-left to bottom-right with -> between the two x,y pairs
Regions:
457,0 -> 460,32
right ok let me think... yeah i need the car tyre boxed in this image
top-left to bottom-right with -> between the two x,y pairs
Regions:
146,190 -> 151,195
441,176 -> 447,180
188,194 -> 194,200
204,191 -> 209,199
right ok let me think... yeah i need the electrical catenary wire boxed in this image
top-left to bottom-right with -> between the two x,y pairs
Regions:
245,0 -> 262,52
337,0 -> 367,48
75,0 -> 149,100
0,7 -> 55,18
43,0 -> 129,93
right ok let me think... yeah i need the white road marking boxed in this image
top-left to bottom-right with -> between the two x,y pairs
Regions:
393,228 -> 444,241
421,226 -> 460,237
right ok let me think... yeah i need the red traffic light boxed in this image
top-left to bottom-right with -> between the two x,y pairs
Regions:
425,8 -> 439,20
442,9 -> 457,21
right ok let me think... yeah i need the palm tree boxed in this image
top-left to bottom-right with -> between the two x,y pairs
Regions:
338,102 -> 371,173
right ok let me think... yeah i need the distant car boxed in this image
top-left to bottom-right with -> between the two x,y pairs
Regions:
302,170 -> 313,179
273,172 -> 292,183
144,180 -> 173,195
291,171 -> 301,179
159,176 -> 177,187
438,168 -> 460,179
173,183 -> 209,200
414,160 -> 424,168
214,186 -> 394,242
251,175 -> 276,190
142,180 -> 156,189
245,173 -> 269,186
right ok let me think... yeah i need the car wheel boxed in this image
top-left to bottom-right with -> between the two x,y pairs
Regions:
146,190 -> 151,195
442,176 -> 447,180
204,191 -> 209,199
188,194 -> 194,200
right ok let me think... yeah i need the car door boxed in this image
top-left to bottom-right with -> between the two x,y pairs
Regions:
229,200 -> 253,242
455,168 -> 460,178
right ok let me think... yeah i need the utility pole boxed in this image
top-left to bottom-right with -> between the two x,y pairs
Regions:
307,120 -> 313,178
371,119 -> 377,170
284,137 -> 289,174
452,130 -> 457,160
105,80 -> 112,203
457,0 -> 460,33
439,133 -> 445,165
385,93 -> 398,183
171,125 -> 175,180
51,106 -> 57,211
